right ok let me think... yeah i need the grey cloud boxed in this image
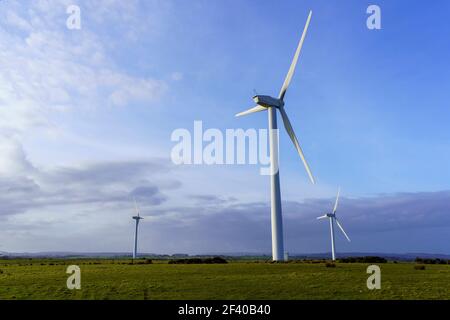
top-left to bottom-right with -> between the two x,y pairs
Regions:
139,191 -> 450,254
280,191 -> 450,233
0,177 -> 41,216
0,158 -> 177,218
130,186 -> 167,205
189,194 -> 239,206
0,137 -> 449,254
43,160 -> 169,185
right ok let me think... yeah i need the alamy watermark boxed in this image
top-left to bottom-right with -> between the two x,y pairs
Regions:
366,265 -> 381,290
66,265 -> 81,290
170,121 -> 279,175
66,4 -> 81,30
367,5 -> 381,30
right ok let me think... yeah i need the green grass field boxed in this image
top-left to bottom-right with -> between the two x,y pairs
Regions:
0,259 -> 449,300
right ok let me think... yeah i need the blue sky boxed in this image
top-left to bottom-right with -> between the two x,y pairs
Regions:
0,0 -> 449,255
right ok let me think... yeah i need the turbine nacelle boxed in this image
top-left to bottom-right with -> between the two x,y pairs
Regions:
252,95 -> 284,108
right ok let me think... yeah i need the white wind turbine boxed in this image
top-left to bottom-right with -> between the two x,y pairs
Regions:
132,198 -> 144,259
235,11 -> 315,261
316,188 -> 351,261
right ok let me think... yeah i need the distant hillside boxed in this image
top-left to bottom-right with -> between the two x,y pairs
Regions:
1,251 -> 449,261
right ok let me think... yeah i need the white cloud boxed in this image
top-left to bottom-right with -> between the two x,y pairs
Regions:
0,136 -> 35,176
0,2 -> 167,136
5,11 -> 32,32
171,72 -> 184,81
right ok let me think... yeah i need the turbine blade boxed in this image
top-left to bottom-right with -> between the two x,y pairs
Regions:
335,218 -> 351,242
316,215 -> 328,220
133,197 -> 139,215
235,105 -> 267,117
333,187 -> 341,214
278,106 -> 315,184
278,10 -> 312,101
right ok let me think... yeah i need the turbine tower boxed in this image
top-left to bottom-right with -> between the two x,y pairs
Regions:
132,198 -> 144,259
235,11 -> 315,261
316,188 -> 351,261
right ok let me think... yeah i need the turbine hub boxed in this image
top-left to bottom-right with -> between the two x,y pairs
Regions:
252,95 -> 284,108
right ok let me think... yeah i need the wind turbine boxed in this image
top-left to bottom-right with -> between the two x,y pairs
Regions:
132,198 -> 144,259
235,11 -> 315,261
316,188 -> 351,261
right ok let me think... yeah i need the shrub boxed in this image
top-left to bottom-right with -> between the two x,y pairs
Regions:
311,260 -> 324,264
325,262 -> 336,268
168,257 -> 227,264
415,258 -> 448,265
135,259 -> 153,265
414,265 -> 426,270
339,256 -> 387,263
209,257 -> 227,264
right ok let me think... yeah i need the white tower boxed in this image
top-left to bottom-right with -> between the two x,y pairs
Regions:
235,11 -> 315,261
317,188 -> 351,261
132,199 -> 144,259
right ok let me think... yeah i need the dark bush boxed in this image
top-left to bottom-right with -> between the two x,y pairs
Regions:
209,257 -> 227,264
311,260 -> 325,264
168,257 -> 227,264
415,258 -> 448,265
325,262 -> 336,268
135,259 -> 153,265
414,265 -> 426,270
339,256 -> 387,263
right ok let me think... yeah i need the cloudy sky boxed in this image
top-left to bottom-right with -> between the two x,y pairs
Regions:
0,0 -> 449,255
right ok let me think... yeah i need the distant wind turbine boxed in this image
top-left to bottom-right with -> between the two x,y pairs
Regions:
132,198 -> 144,259
316,188 -> 351,261
235,11 -> 315,261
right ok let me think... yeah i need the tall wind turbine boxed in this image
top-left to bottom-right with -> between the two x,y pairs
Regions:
132,198 -> 144,259
316,188 -> 351,261
235,11 -> 315,261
